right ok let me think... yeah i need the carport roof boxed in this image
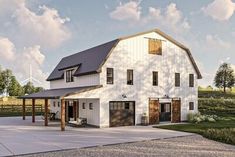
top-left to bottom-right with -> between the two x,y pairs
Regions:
19,85 -> 102,99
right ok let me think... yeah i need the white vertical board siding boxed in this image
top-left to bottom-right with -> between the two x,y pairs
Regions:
99,32 -> 199,126
50,99 -> 61,119
50,73 -> 100,89
78,99 -> 100,126
50,98 -> 100,126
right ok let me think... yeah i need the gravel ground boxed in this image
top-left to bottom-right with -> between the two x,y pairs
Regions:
19,135 -> 235,157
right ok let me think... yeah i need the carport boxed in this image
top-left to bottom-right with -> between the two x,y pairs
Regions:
19,85 -> 102,131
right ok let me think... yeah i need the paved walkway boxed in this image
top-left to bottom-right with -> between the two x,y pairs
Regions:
0,116 -> 192,156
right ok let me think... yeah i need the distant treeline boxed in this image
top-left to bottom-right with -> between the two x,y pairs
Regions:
0,66 -> 43,96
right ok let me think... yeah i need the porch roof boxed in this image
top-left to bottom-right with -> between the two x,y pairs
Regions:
19,85 -> 102,99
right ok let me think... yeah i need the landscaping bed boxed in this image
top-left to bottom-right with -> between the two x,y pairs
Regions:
155,117 -> 235,145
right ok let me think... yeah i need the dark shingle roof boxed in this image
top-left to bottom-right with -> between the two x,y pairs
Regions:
47,39 -> 119,81
19,85 -> 102,99
47,28 -> 202,81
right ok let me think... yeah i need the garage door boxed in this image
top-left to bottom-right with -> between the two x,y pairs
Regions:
109,101 -> 135,127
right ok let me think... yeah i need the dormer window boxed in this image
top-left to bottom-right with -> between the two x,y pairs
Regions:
66,69 -> 74,82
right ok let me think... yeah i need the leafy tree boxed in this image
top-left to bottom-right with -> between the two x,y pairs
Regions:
0,66 -> 4,94
34,87 -> 44,93
23,82 -> 35,94
214,63 -> 235,93
0,69 -> 13,95
8,76 -> 23,96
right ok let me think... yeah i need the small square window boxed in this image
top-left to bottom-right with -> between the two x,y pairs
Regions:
82,103 -> 86,109
89,103 -> 93,110
124,103 -> 129,110
189,102 -> 194,110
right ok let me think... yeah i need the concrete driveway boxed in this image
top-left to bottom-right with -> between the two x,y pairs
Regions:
0,117 -> 193,156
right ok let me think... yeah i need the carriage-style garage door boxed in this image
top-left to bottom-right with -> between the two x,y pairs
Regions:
109,101 -> 135,127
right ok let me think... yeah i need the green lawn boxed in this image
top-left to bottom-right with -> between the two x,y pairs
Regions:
155,117 -> 235,145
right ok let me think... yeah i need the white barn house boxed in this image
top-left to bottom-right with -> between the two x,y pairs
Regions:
20,29 -> 202,130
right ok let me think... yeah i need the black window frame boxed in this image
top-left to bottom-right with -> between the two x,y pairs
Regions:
106,68 -> 114,84
66,69 -> 74,83
89,103 -> 93,110
189,74 -> 194,87
82,103 -> 86,109
152,71 -> 158,86
127,69 -> 133,85
189,102 -> 194,110
175,73 -> 180,87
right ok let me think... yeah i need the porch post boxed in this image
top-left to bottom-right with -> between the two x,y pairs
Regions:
44,99 -> 48,126
61,98 -> 65,131
32,99 -> 35,123
22,99 -> 26,120
73,101 -> 77,121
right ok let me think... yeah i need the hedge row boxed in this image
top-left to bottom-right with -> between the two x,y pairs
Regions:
198,98 -> 235,116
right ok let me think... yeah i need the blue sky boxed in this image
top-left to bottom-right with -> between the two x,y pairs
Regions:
0,0 -> 234,88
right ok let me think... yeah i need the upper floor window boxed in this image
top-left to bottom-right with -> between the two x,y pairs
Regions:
175,73 -> 180,87
189,74 -> 194,87
189,102 -> 194,110
127,69 -> 133,85
66,69 -> 74,82
107,68 -> 114,84
148,39 -> 162,55
153,71 -> 158,86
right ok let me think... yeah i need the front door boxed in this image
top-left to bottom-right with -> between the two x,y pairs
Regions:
160,103 -> 171,121
172,99 -> 181,123
149,100 -> 160,125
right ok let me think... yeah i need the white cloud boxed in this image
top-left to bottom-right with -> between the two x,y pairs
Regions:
146,3 -> 190,33
206,34 -> 231,49
0,37 -> 15,61
109,1 -> 141,21
13,2 -> 71,48
0,0 -> 71,48
202,0 -> 235,21
0,37 -> 48,88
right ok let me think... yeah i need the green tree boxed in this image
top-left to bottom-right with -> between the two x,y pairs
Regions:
214,63 -> 235,93
23,82 -> 35,94
8,76 -> 23,96
0,66 -> 4,94
34,87 -> 44,93
1,69 -> 13,95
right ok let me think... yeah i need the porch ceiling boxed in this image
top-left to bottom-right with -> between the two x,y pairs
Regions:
19,85 -> 102,99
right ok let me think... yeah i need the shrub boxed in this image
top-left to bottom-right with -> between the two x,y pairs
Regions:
203,128 -> 235,145
187,113 -> 217,124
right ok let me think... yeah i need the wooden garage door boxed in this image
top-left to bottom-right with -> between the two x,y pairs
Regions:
109,101 -> 135,127
172,99 -> 181,123
149,100 -> 160,125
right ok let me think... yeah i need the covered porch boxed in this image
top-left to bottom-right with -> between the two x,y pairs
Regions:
19,85 -> 102,131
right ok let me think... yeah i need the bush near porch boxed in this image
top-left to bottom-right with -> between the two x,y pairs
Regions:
155,98 -> 235,145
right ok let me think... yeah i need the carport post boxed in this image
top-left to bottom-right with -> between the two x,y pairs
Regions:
61,98 -> 65,131
22,99 -> 26,120
44,99 -> 48,126
32,99 -> 35,123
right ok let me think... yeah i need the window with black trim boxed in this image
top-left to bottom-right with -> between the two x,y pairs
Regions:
107,68 -> 113,84
189,102 -> 194,110
57,102 -> 60,107
82,103 -> 85,109
89,103 -> 93,110
153,71 -> 158,86
175,73 -> 180,87
66,69 -> 74,82
127,69 -> 133,85
189,74 -> 194,87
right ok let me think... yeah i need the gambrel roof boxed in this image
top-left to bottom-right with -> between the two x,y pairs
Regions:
47,29 -> 202,81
